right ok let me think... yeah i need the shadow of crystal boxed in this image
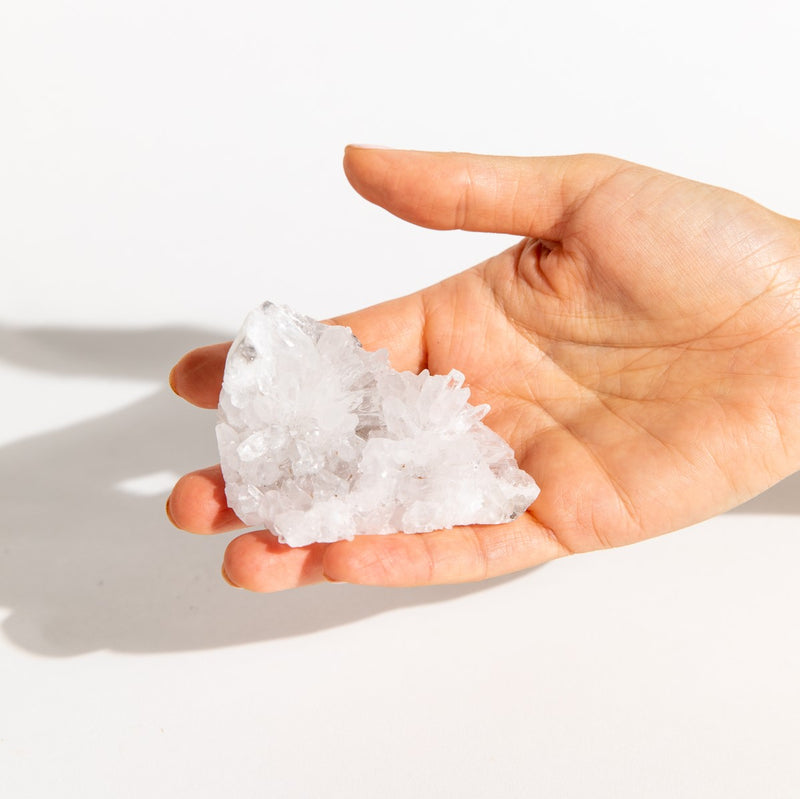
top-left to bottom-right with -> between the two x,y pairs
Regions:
0,324 -> 525,657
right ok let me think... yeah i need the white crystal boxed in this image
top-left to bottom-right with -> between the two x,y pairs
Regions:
216,301 -> 539,547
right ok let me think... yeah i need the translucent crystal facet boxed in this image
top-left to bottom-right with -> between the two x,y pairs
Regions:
216,302 -> 540,547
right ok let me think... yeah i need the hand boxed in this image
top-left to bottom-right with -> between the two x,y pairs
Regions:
167,147 -> 800,591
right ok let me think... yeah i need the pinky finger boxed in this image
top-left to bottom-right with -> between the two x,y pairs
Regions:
321,512 -> 568,587
222,532 -> 329,591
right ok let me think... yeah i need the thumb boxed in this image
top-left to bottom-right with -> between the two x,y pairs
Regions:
343,146 -> 624,239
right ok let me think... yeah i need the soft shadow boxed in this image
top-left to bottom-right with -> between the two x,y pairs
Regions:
0,324 -> 521,657
728,471 -> 800,515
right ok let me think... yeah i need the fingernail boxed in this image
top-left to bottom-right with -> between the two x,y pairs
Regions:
323,572 -> 345,584
165,496 -> 177,527
221,563 -> 242,589
346,143 -> 396,150
168,365 -> 179,395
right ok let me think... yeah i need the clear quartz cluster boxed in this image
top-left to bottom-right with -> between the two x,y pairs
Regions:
216,301 -> 539,547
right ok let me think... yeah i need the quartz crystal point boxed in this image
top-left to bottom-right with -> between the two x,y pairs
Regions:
216,302 -> 540,547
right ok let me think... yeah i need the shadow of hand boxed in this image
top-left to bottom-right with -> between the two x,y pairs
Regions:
0,324 -> 513,656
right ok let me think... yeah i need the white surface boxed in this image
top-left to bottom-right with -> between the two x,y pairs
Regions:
1,1 -> 799,797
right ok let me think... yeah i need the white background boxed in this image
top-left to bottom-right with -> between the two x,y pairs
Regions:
1,1 -> 799,796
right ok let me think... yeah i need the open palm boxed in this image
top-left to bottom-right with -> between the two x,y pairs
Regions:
168,148 -> 800,590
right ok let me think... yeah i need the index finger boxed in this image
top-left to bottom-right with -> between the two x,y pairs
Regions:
169,341 -> 230,409
169,292 -> 428,409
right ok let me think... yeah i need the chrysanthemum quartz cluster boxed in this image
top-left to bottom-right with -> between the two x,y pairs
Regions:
216,302 -> 539,547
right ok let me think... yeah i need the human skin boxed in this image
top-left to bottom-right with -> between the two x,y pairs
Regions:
167,147 -> 800,591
